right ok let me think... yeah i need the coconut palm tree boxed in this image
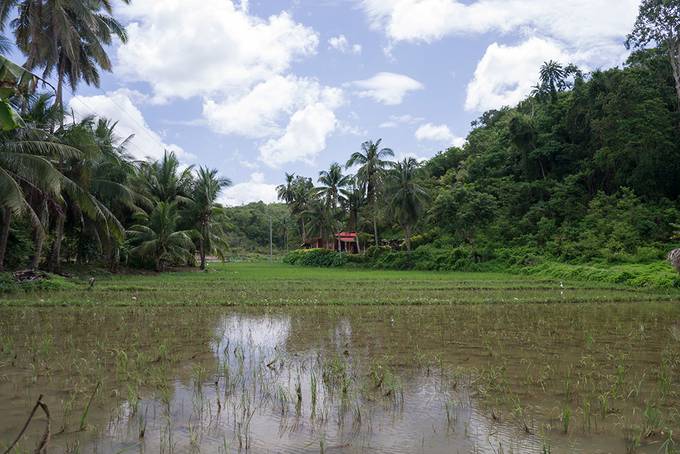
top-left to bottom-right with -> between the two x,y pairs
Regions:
191,167 -> 231,270
1,0 -> 131,110
127,201 -> 195,272
387,158 -> 428,251
46,115 -> 139,272
340,176 -> 363,232
346,139 -> 394,246
135,150 -> 194,204
0,87 -> 85,271
0,126 -> 79,270
304,198 -> 337,249
291,176 -> 314,243
539,60 -> 567,100
317,162 -> 351,210
276,172 -> 296,205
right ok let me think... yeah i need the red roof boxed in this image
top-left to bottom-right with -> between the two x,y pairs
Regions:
335,232 -> 358,239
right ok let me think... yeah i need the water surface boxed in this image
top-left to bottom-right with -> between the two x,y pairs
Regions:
1,304 -> 679,453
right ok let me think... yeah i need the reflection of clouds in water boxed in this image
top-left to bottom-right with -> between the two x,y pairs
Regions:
333,317 -> 352,350
214,313 -> 291,354
102,312 -> 558,453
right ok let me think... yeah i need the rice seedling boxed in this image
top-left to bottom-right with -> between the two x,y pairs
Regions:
561,406 -> 571,434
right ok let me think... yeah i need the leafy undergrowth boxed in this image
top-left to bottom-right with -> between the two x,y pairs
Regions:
283,247 -> 680,289
522,261 -> 680,289
0,271 -> 79,293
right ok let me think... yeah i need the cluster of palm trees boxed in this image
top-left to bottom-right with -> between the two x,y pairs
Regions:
0,0 -> 233,273
277,139 -> 428,251
0,96 -> 232,272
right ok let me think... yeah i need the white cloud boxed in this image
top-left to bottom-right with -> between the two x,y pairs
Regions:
379,114 -> 424,128
259,103 -> 338,167
351,72 -> 424,105
328,34 -> 362,54
359,0 -> 639,51
221,172 -> 279,206
114,1 -> 349,167
465,37 -> 569,111
415,123 -> 465,147
202,75 -> 343,139
68,89 -> 191,161
359,0 -> 639,111
116,0 -> 319,103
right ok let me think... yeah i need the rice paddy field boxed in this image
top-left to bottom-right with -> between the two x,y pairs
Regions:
1,263 -> 680,453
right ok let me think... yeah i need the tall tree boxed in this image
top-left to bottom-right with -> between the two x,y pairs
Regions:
387,158 -> 428,251
539,60 -> 567,100
340,176 -> 363,232
127,201 -> 194,272
276,172 -> 296,205
626,0 -> 680,109
0,124 -> 78,270
317,162 -> 350,210
135,150 -> 194,204
48,116 -> 133,272
191,167 -> 231,270
346,139 -> 394,246
0,0 -> 131,110
290,176 -> 314,243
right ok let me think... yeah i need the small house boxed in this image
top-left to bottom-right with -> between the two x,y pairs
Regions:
303,232 -> 361,254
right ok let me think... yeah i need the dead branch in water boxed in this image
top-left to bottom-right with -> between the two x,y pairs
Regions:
2,394 -> 50,454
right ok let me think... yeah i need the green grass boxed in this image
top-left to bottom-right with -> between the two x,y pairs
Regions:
0,262 -> 678,306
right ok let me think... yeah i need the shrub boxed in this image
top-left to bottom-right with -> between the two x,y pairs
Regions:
0,273 -> 19,293
0,271 -> 78,293
283,249 -> 347,267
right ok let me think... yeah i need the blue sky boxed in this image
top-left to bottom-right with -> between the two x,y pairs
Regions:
57,0 -> 641,205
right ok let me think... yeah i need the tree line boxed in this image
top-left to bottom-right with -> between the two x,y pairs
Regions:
277,140 -> 427,251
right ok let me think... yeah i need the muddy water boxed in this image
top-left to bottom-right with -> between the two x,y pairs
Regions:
1,304 -> 679,453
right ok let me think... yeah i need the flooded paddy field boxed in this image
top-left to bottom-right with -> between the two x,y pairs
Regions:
1,302 -> 680,453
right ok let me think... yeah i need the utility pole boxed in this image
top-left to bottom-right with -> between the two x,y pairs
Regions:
269,213 -> 273,263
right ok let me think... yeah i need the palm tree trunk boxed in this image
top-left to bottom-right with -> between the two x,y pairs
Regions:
109,244 -> 120,273
0,209 -> 11,272
56,55 -> 66,124
301,218 -> 306,244
30,201 -> 48,270
404,224 -> 412,251
49,213 -> 65,273
373,215 -> 379,247
199,235 -> 206,270
31,230 -> 44,270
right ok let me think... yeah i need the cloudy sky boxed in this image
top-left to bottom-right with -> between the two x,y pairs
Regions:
60,0 -> 641,205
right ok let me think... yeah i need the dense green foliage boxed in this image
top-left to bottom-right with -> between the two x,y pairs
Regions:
223,202 -> 296,254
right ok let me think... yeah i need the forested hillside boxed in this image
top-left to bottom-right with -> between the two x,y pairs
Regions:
424,47 -> 680,263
